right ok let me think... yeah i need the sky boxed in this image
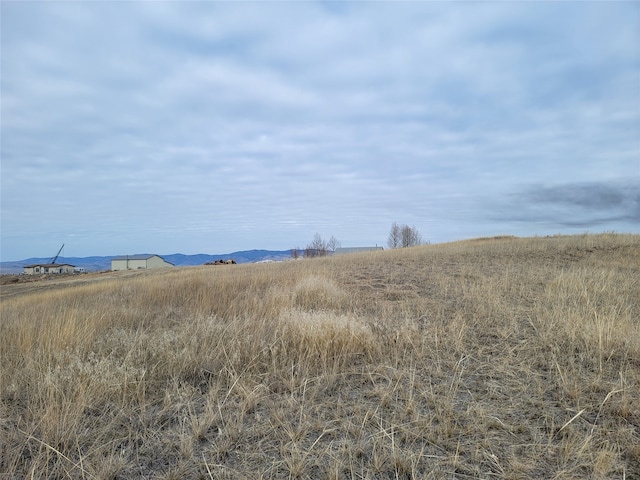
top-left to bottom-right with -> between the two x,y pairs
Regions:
1,1 -> 639,261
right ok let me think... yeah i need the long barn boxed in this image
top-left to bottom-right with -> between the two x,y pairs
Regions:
111,255 -> 173,271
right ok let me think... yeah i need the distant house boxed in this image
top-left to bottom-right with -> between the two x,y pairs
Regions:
333,247 -> 384,255
111,254 -> 174,271
23,263 -> 76,275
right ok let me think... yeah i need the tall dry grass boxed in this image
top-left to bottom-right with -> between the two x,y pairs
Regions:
1,233 -> 638,479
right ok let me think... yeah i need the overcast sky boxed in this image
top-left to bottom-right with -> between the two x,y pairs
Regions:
2,1 -> 639,261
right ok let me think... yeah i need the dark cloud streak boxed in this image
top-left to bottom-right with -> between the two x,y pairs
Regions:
493,181 -> 640,228
526,182 -> 639,212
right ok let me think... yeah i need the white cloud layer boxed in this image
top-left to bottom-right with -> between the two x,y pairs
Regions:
2,1 -> 639,260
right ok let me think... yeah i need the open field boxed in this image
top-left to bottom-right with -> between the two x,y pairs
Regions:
1,233 -> 639,479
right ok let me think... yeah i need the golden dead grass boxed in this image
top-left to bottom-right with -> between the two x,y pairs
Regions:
1,233 -> 639,479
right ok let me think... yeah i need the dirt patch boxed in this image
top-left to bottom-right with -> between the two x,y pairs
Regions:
0,274 -> 44,285
0,270 -> 145,300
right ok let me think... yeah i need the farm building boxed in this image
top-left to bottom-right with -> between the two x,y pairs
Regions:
334,247 -> 384,255
23,263 -> 76,275
111,254 -> 174,271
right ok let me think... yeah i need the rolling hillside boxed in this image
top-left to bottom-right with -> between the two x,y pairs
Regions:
1,234 -> 638,478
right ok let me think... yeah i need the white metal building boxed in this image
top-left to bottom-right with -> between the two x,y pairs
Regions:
111,255 -> 174,271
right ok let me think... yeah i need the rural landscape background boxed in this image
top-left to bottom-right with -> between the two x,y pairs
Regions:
1,233 -> 638,478
0,250 -> 294,275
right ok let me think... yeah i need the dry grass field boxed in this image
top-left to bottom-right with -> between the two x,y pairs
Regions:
1,233 -> 639,479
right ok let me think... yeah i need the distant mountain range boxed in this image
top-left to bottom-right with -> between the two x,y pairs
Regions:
0,250 -> 294,274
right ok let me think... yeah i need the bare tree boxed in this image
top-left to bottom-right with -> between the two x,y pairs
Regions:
305,233 -> 328,257
327,235 -> 341,252
388,223 -> 423,248
304,233 -> 340,257
291,247 -> 301,259
401,224 -> 422,247
387,222 -> 402,249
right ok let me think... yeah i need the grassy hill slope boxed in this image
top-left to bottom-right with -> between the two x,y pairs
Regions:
1,233 -> 638,478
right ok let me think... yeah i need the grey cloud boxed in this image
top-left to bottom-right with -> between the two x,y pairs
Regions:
526,183 -> 639,211
494,181 -> 640,227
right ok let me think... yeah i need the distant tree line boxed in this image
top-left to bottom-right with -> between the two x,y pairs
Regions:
291,224 -> 424,259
